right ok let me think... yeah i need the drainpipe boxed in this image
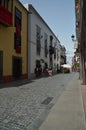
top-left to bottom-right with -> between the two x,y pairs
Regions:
27,11 -> 28,79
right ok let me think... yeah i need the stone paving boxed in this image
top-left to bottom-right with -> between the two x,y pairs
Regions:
0,73 -> 74,130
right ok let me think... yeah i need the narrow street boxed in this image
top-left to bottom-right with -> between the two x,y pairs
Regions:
0,0 -> 86,130
0,72 -> 80,130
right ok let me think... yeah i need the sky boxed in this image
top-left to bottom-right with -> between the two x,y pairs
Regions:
20,0 -> 76,64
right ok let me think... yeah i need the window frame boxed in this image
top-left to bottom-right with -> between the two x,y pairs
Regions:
44,33 -> 48,58
36,25 -> 41,56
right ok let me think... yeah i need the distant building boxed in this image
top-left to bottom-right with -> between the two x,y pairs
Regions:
60,45 -> 66,65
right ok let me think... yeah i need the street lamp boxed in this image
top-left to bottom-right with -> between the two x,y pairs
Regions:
71,35 -> 77,42
71,34 -> 80,73
71,35 -> 78,49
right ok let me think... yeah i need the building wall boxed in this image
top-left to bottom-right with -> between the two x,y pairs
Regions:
13,0 -> 28,79
27,4 -> 61,78
75,0 -> 86,84
0,25 -> 15,81
29,10 -> 49,76
56,43 -> 61,69
0,0 -> 28,82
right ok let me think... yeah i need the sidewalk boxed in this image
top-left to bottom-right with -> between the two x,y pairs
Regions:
39,73 -> 86,130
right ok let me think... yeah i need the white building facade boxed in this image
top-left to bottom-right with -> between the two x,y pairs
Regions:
25,4 -> 62,79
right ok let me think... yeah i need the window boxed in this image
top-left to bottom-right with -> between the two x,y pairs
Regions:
4,0 -> 8,9
44,33 -> 48,58
36,60 -> 40,68
36,25 -> 41,55
0,0 -> 8,9
0,0 -> 5,6
14,33 -> 21,49
14,7 -> 22,52
15,7 -> 22,29
54,47 -> 56,59
0,0 -> 2,4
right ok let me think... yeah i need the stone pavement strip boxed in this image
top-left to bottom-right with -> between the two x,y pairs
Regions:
39,73 -> 86,130
81,84 -> 86,120
0,73 -> 74,130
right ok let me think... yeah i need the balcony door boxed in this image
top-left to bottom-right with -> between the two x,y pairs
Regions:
12,57 -> 22,80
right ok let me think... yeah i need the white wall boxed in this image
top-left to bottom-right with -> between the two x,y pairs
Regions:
27,4 -> 61,78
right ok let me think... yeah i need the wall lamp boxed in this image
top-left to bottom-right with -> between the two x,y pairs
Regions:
71,35 -> 77,42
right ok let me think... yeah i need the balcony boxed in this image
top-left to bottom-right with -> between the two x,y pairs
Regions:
0,4 -> 12,26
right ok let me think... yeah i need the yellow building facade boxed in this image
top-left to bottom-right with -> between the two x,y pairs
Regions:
0,0 -> 28,83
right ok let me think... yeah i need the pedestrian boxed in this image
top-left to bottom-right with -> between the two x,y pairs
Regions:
48,67 -> 52,76
35,67 -> 39,77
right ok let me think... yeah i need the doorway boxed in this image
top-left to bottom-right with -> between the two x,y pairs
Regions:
12,57 -> 22,80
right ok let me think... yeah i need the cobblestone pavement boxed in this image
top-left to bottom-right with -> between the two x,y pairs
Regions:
0,73 -> 74,130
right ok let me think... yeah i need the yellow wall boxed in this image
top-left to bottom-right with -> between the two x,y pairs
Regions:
13,0 -> 28,76
0,0 -> 28,81
0,25 -> 15,76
